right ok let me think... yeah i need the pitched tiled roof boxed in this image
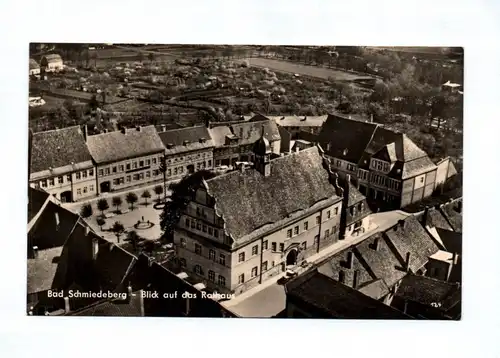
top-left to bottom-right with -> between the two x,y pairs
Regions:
28,186 -> 50,224
401,156 -> 437,179
43,54 -> 63,63
29,59 -> 40,70
159,125 -> 214,155
440,199 -> 462,233
357,279 -> 390,300
94,241 -> 136,291
27,246 -> 68,294
209,119 -> 280,148
286,270 -> 409,319
420,207 -> 453,231
86,125 -> 165,164
268,115 -> 328,127
30,126 -> 93,174
353,233 -> 407,288
205,147 -> 340,241
384,216 -> 440,273
396,274 -> 460,309
319,114 -> 379,163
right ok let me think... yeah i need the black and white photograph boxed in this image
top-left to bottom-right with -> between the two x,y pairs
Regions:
27,44 -> 464,319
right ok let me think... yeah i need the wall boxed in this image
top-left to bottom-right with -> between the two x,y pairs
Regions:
95,152 -> 164,193
165,148 -> 214,181
401,169 -> 437,207
31,167 -> 96,202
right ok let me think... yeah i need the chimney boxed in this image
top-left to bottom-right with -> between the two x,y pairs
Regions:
83,124 -> 88,142
54,211 -> 60,229
339,175 -> 350,240
136,126 -> 142,132
32,246 -> 39,259
405,252 -> 411,272
422,207 -> 429,227
295,145 -> 300,153
127,285 -> 133,301
121,127 -> 126,134
63,296 -> 70,313
183,140 -> 190,146
398,219 -> 405,229
347,251 -> 354,269
198,137 -> 206,143
167,143 -> 175,149
92,238 -> 99,260
85,225 -> 90,236
353,270 -> 359,289
301,116 -> 307,121
452,252 -> 459,265
161,124 -> 166,132
370,114 -> 374,123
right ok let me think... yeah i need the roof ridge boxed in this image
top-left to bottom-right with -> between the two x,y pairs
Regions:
33,125 -> 81,135
161,124 -> 207,133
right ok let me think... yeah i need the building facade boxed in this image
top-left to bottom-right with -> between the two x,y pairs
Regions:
158,125 -> 215,181
86,125 -> 165,194
318,113 -> 441,210
268,115 -> 328,139
29,126 -> 96,202
209,115 -> 281,167
41,54 -> 64,72
173,132 -> 372,296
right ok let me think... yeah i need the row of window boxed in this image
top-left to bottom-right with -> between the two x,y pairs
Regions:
237,260 -> 271,284
284,209 -> 339,239
111,170 -> 160,186
179,260 -> 226,287
39,169 -> 94,188
98,157 -> 161,177
184,218 -> 219,239
76,185 -> 94,196
370,159 -> 391,173
168,153 -> 210,164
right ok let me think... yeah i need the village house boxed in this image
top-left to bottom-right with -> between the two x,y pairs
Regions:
29,59 -> 40,76
172,129 -> 373,297
157,125 -> 215,181
208,114 -> 281,167
41,54 -> 64,72
85,125 -> 165,194
317,113 -> 454,210
267,115 -> 328,139
29,126 -> 96,202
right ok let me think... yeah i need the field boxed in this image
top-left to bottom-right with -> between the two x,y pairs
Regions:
245,57 -> 375,82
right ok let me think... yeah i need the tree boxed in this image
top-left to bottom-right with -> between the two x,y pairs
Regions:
126,230 -> 141,251
96,217 -> 106,231
160,170 -> 216,240
112,196 -> 123,213
111,221 -> 125,243
154,185 -> 164,201
126,192 -> 138,210
141,190 -> 151,206
80,203 -> 93,218
158,155 -> 168,202
148,52 -> 155,64
97,198 -> 109,216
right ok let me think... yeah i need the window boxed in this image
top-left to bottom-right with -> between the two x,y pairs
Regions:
194,265 -> 203,276
279,243 -> 284,252
238,274 -> 245,284
218,275 -> 226,287
354,221 -> 362,229
77,188 -> 81,195
334,207 -> 339,215
238,252 -> 245,262
83,187 -> 87,193
325,229 -> 330,238
209,249 -> 216,261
179,258 -> 186,267
287,229 -> 292,238
214,229 -> 219,238
179,167 -> 184,174
104,168 -> 110,175
272,261 -> 275,267
58,176 -> 63,184
180,238 -> 186,248
208,160 -> 212,167
112,166 -> 117,173
190,220 -> 195,229
76,172 -> 81,180
316,216 -> 320,224
294,226 -> 299,235
126,176 -> 131,182
167,169 -> 171,176
347,163 -> 356,172
89,169 -> 94,176
133,174 -> 139,181
126,163 -> 131,170
195,243 -> 202,255
49,178 -> 55,186
113,178 -> 120,185
336,160 -> 341,167
196,207 -> 200,216
196,222 -> 201,230
119,165 -> 124,172
420,177 -> 425,183
146,159 -> 150,166
202,224 -> 207,233
272,242 -> 277,252
67,174 -> 71,181
252,245 -> 258,256
41,179 -> 47,188
208,270 -> 215,282
263,240 -> 268,250
251,266 -> 258,277
98,169 -> 104,176
301,242 -> 307,250
132,162 -> 137,169
333,226 -> 337,233
89,185 -> 94,191
339,270 -> 345,283
219,254 -> 226,266
262,261 -> 268,271
208,227 -> 213,235
146,171 -> 151,178
152,158 -> 157,164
